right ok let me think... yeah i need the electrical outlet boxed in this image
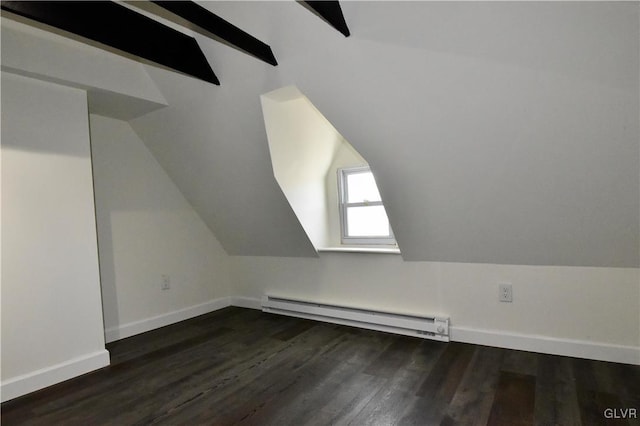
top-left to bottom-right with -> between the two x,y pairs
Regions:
499,283 -> 512,302
161,274 -> 170,290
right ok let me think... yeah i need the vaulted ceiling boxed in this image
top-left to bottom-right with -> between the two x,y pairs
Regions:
1,1 -> 351,83
2,1 -> 638,267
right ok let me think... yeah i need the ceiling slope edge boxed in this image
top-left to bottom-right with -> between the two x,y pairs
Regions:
1,18 -> 168,120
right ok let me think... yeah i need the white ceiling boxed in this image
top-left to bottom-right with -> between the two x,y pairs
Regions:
4,1 -> 639,266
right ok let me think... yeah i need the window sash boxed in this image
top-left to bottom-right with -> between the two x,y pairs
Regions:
338,167 -> 396,245
344,205 -> 393,238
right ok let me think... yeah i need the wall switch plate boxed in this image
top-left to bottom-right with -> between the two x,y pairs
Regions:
499,283 -> 512,302
161,274 -> 170,290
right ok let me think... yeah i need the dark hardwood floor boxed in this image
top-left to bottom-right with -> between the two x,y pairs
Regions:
2,307 -> 639,425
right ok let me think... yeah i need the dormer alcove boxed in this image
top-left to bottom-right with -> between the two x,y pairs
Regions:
260,86 -> 398,253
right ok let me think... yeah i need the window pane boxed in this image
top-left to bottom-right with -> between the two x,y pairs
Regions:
346,205 -> 390,237
346,171 -> 381,203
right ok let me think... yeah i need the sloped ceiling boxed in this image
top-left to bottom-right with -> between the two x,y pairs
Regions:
5,1 -> 638,266
0,17 -> 168,120
129,1 -> 639,266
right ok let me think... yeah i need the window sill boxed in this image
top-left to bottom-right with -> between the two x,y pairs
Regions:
317,247 -> 401,255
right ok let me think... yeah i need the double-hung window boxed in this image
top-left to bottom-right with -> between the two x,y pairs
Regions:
338,166 -> 396,245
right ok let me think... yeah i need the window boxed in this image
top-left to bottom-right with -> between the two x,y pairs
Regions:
338,167 -> 396,245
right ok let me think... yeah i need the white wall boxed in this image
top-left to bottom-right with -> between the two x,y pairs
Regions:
262,90 -> 343,249
1,73 -> 109,401
230,255 -> 640,364
89,115 -> 232,341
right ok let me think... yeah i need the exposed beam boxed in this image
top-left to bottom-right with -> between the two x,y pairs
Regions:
151,1 -> 277,66
300,1 -> 350,37
0,1 -> 219,85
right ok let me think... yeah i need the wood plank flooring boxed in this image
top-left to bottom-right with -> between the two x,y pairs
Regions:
2,307 -> 639,425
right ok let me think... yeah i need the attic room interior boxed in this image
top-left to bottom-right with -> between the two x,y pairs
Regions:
1,1 -> 639,424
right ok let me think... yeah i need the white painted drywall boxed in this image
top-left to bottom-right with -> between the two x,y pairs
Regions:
89,115 -> 232,336
297,1 -> 640,266
230,255 -> 640,360
262,87 -> 389,250
262,88 -> 348,249
4,2 -> 635,265
131,1 -> 639,266
1,18 -> 167,120
1,73 -> 108,398
129,63 -> 318,257
261,87 -> 388,249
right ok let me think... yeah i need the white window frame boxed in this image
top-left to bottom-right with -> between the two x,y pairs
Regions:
338,166 -> 396,246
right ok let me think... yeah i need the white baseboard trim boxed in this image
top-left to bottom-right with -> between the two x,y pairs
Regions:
1,349 -> 110,403
98,295 -> 638,367
229,296 -> 261,310
229,298 -> 639,365
451,326 -> 640,365
104,297 -> 231,343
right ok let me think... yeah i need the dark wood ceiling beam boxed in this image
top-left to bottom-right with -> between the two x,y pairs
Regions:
300,1 -> 350,37
0,1 -> 220,85
151,1 -> 277,66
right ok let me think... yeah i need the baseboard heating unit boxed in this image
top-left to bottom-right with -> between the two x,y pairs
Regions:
261,295 -> 449,342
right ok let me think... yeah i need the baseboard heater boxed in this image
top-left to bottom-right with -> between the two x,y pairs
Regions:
261,295 -> 449,342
